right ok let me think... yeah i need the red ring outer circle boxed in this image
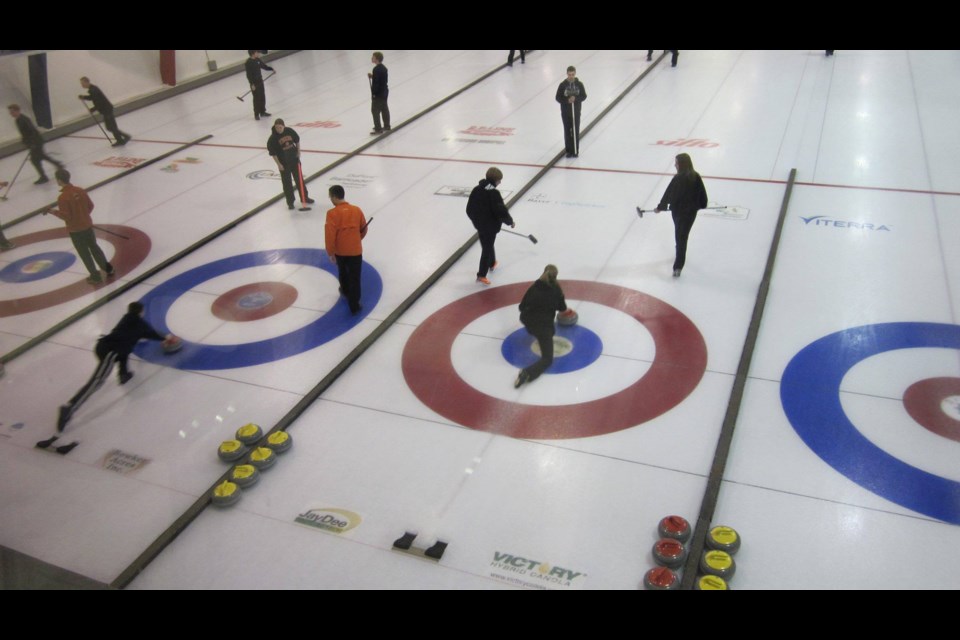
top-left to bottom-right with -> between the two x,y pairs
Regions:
401,281 -> 707,439
0,225 -> 150,317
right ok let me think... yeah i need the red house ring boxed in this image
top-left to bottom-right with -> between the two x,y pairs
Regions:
0,225 -> 150,317
402,281 -> 707,439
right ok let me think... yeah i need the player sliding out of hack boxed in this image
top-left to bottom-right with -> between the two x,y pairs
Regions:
38,302 -> 181,452
514,264 -> 576,388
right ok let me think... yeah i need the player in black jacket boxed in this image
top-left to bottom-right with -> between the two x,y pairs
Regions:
556,66 -> 587,157
514,264 -> 568,388
7,104 -> 63,184
79,77 -> 131,146
268,119 -> 314,209
655,153 -> 708,277
245,50 -> 274,121
368,52 -> 390,134
57,301 -> 172,432
466,167 -> 514,284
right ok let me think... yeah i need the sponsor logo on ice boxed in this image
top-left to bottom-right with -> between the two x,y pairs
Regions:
436,186 -> 514,199
458,126 -> 515,137
94,156 -> 146,169
488,551 -> 587,590
295,507 -> 362,534
653,138 -> 719,148
247,170 -> 281,180
800,215 -> 891,232
101,449 -> 151,474
295,121 -> 341,128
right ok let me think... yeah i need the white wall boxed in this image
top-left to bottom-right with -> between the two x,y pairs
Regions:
0,50 -> 249,146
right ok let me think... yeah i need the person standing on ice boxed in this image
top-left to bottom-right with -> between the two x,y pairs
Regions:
654,152 -> 708,278
556,66 -> 586,157
466,167 -> 514,286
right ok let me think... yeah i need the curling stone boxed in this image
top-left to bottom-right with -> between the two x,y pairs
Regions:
235,423 -> 263,446
162,335 -> 183,354
706,525 -> 741,554
700,550 -> 736,581
217,439 -> 248,462
557,309 -> 578,326
695,574 -> 730,590
658,515 -> 691,543
211,480 -> 242,507
643,567 -> 680,590
652,538 -> 687,569
230,464 -> 260,488
266,430 -> 292,453
248,446 -> 277,470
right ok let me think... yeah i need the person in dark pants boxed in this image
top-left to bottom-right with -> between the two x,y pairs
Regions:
514,264 -> 567,388
368,51 -> 390,135
507,50 -> 525,66
325,185 -> 368,315
0,228 -> 13,251
647,50 -> 679,66
556,66 -> 587,157
45,169 -> 115,284
79,77 -> 131,146
466,167 -> 515,285
56,301 -> 173,432
245,50 -> 274,121
268,119 -> 314,210
7,104 -> 63,184
655,152 -> 708,277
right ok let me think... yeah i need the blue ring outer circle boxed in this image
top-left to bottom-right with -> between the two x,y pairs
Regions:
135,249 -> 382,370
780,321 -> 960,524
0,225 -> 151,317
1,251 -> 76,283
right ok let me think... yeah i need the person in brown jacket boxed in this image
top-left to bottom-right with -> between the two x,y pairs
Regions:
325,185 -> 368,315
45,169 -> 114,284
